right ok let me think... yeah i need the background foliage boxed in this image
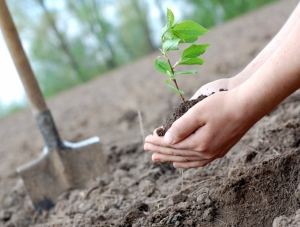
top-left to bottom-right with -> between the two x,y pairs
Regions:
0,0 -> 278,118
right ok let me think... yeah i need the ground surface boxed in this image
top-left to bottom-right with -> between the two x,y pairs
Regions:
1,0 -> 300,226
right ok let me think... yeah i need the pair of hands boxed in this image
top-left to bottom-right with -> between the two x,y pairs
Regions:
144,78 -> 254,169
144,2 -> 300,169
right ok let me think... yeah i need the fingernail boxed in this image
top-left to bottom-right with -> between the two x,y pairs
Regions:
164,131 -> 174,145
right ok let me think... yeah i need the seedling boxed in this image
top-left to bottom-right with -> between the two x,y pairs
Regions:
154,8 -> 210,102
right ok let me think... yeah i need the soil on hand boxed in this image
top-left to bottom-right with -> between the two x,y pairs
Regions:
1,1 -> 300,226
156,95 -> 207,136
156,88 -> 227,137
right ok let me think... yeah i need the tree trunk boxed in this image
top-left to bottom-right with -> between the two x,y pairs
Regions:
131,0 -> 156,52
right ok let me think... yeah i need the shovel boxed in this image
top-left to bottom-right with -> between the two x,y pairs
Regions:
0,0 -> 109,210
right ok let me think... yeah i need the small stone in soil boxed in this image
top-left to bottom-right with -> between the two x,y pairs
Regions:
124,209 -> 146,225
170,213 -> 184,224
172,193 -> 188,204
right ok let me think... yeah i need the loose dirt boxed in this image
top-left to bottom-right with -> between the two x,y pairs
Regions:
0,0 -> 299,226
156,94 -> 208,136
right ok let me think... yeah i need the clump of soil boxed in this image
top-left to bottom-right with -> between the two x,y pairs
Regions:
156,94 -> 208,136
157,89 -> 227,136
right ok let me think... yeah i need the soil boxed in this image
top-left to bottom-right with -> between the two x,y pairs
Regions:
156,89 -> 227,137
1,0 -> 300,226
156,94 -> 207,136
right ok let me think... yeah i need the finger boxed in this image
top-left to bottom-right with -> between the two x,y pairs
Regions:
144,143 -> 201,157
145,133 -> 166,146
152,153 -> 208,163
146,126 -> 208,153
190,88 -> 211,99
190,90 -> 202,100
170,125 -> 214,160
173,160 -> 212,169
190,79 -> 229,99
145,130 -> 180,148
164,104 -> 205,145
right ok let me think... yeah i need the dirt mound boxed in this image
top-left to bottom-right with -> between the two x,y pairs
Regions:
0,0 -> 300,226
4,91 -> 299,227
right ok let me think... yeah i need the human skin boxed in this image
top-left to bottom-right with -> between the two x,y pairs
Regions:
144,5 -> 300,169
193,1 -> 300,97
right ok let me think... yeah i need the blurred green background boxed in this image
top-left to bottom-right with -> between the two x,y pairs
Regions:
0,0 -> 278,118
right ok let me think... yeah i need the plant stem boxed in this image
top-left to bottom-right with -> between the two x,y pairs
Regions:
172,79 -> 185,102
165,54 -> 186,102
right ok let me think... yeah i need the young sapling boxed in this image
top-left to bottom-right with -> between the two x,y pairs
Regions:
154,9 -> 212,137
154,8 -> 210,102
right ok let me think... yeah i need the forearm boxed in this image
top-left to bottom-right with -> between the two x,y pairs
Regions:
238,19 -> 300,122
232,2 -> 300,86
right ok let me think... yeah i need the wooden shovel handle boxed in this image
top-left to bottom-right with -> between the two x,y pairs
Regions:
0,0 -> 47,114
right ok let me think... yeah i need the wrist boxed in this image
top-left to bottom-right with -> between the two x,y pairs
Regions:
228,72 -> 249,90
230,62 -> 263,89
231,81 -> 269,127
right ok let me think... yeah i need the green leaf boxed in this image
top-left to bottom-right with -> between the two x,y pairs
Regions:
182,44 -> 210,58
179,35 -> 199,43
161,24 -> 169,37
161,8 -> 175,41
175,69 -> 198,75
166,8 -> 174,28
167,70 -> 172,77
172,21 -> 210,37
172,32 -> 198,43
178,58 -> 205,65
162,24 -> 178,41
167,70 -> 177,79
154,57 -> 172,74
165,79 -> 184,94
164,30 -> 177,41
162,38 -> 180,52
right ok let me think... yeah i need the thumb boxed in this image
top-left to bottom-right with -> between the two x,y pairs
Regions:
164,106 -> 204,145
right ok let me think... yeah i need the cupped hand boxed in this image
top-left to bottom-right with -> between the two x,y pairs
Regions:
144,88 -> 257,169
191,78 -> 237,99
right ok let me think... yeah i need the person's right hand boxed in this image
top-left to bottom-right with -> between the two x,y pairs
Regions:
144,87 -> 259,168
